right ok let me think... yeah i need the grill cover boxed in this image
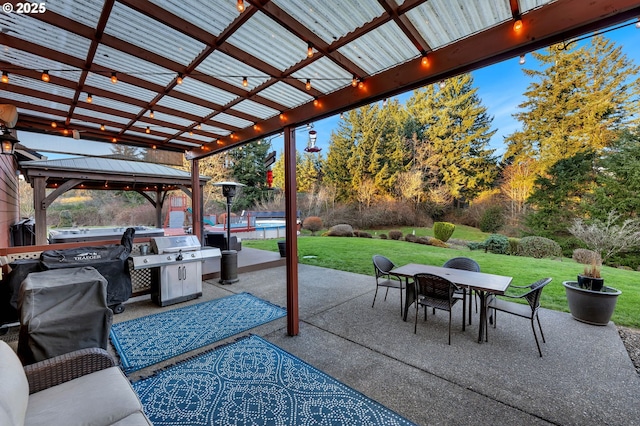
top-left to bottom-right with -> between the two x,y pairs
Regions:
40,243 -> 132,307
17,267 -> 113,365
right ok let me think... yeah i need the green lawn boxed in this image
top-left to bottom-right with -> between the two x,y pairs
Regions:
244,236 -> 640,329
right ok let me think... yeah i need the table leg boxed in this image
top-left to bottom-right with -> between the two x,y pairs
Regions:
461,288 -> 466,332
478,291 -> 486,343
403,277 -> 414,322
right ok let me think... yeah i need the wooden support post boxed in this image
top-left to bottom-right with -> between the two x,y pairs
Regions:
284,126 -> 299,336
32,177 -> 47,245
191,159 -> 203,243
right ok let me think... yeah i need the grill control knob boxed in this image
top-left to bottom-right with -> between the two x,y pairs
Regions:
143,259 -> 148,263
167,256 -> 172,261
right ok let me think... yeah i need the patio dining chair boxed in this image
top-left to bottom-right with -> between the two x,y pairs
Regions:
487,277 -> 553,357
372,255 -> 406,315
413,273 -> 461,344
442,257 -> 480,326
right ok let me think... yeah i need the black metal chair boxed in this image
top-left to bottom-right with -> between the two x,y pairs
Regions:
413,273 -> 460,344
442,257 -> 480,326
487,277 -> 553,357
372,255 -> 405,315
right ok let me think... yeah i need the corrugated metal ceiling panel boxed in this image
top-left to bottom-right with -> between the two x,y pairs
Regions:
274,0 -> 385,44
407,0 -> 511,49
93,45 -> 176,86
2,13 -> 91,60
150,0 -> 237,38
196,51 -> 271,91
171,77 -> 239,106
257,82 -> 313,109
338,21 -> 418,76
212,112 -> 253,129
46,0 -> 103,28
74,108 -> 132,125
291,57 -> 353,95
230,99 -> 280,120
226,11 -> 304,72
521,0 -> 556,13
104,2 -> 206,66
86,95 -> 142,115
0,48 -> 83,83
84,73 -> 157,103
156,96 -> 215,119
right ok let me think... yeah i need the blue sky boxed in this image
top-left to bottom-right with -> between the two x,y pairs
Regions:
19,20 -> 640,161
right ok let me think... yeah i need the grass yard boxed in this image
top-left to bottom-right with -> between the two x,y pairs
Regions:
243,236 -> 640,328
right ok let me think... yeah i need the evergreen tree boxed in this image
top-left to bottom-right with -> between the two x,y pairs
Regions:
324,111 -> 357,201
271,150 -> 303,190
504,35 -> 640,175
407,74 -> 498,202
228,140 -> 271,210
298,152 -> 323,192
525,151 -> 597,250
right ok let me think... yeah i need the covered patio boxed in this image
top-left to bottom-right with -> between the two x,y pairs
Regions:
102,265 -> 640,424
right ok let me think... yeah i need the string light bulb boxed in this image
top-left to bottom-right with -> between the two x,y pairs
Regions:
242,76 -> 248,87
86,93 -> 93,103
100,123 -> 105,131
112,137 -> 117,143
313,98 -> 319,107
149,109 -> 154,118
176,73 -> 183,84
41,70 -> 50,82
236,0 -> 244,12
51,122 -> 57,128
421,54 -> 429,66
439,80 -> 446,89
351,75 -> 358,87
196,123 -> 201,130
110,72 -> 118,84
1,71 -> 9,83
305,79 -> 311,90
307,43 -> 314,58
145,126 -> 150,134
358,80 -> 364,89
519,54 -> 526,65
513,18 -> 523,32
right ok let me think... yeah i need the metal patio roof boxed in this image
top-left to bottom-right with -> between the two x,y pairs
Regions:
1,0 -> 639,160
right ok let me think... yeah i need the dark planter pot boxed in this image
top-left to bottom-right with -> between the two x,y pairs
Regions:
563,281 -> 621,326
277,240 -> 286,257
577,275 -> 604,291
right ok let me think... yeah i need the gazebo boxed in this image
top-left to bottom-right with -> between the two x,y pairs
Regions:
19,156 -> 211,245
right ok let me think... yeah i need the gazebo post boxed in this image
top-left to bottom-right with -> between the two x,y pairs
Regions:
32,176 -> 47,245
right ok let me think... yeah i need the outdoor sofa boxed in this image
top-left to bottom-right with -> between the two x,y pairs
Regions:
0,341 -> 152,425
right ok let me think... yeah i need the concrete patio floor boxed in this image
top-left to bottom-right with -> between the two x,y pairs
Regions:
115,262 -> 639,426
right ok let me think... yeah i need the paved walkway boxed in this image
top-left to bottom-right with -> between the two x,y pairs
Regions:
116,263 -> 640,426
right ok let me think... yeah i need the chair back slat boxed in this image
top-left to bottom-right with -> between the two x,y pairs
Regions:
522,278 -> 553,310
373,255 -> 395,277
443,257 -> 480,272
414,273 -> 458,301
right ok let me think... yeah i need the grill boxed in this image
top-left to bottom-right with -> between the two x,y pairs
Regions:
130,236 -> 220,307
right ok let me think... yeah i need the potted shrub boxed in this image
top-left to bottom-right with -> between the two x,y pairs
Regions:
576,258 -> 604,291
564,259 -> 621,326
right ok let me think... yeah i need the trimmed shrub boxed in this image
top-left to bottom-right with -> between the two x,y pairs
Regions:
467,242 -> 484,251
479,205 -> 505,233
429,238 -> 448,248
483,234 -> 509,255
517,236 -> 562,259
327,224 -> 354,237
417,237 -> 431,245
433,222 -> 455,242
388,230 -> 403,240
508,238 -> 520,256
404,234 -> 418,243
379,233 -> 388,239
302,216 -> 323,235
572,248 -> 601,265
354,231 -> 372,238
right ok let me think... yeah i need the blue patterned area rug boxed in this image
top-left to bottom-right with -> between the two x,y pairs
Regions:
110,293 -> 286,374
133,335 -> 416,426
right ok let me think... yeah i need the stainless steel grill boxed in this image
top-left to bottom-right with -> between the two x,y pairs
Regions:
130,235 -> 220,307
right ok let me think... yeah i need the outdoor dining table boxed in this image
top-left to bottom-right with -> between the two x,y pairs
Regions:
390,263 -> 513,343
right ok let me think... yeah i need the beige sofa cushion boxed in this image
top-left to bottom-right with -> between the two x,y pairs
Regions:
0,341 -> 29,426
25,367 -> 147,426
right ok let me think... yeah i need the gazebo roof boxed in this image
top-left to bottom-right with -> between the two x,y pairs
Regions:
19,156 -> 209,191
1,0 -> 638,160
